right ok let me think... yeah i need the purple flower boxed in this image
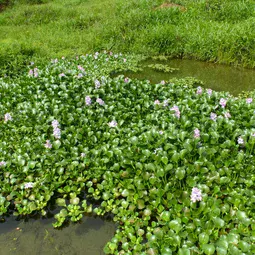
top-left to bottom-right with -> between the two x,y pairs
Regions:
194,128 -> 200,139
95,79 -> 101,89
44,140 -> 52,149
24,182 -> 34,189
53,127 -> 61,139
210,112 -> 217,121
4,113 -> 12,122
237,136 -> 244,145
28,69 -> 33,76
190,187 -> 202,203
219,98 -> 227,108
108,120 -> 117,127
160,80 -> 165,85
246,98 -> 253,104
77,73 -> 83,78
163,100 -> 169,107
52,120 -> 59,128
85,96 -> 92,106
224,111 -> 231,119
170,105 -> 180,119
252,133 -> 255,137
33,68 -> 39,78
52,120 -> 61,139
159,130 -> 164,135
96,98 -> 105,105
207,89 -> 212,96
78,65 -> 85,72
0,161 -> 6,167
59,73 -> 65,77
154,100 -> 160,105
196,86 -> 202,94
124,77 -> 129,83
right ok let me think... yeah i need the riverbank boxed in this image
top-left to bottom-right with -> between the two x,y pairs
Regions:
1,0 -> 255,76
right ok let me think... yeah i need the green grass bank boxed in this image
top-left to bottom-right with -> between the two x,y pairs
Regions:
1,0 -> 255,76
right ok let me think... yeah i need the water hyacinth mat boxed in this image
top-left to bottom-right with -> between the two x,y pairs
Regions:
0,52 -> 255,255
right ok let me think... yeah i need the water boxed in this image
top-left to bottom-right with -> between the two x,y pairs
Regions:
0,214 -> 116,255
123,59 -> 255,95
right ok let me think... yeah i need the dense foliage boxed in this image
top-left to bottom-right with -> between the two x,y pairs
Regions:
1,53 -> 255,254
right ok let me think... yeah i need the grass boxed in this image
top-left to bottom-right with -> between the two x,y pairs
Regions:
1,0 -> 255,74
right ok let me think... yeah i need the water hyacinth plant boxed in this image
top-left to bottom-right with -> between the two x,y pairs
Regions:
0,52 -> 255,254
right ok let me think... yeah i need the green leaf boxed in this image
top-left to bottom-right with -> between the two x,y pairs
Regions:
199,233 -> 209,244
161,156 -> 168,165
202,244 -> 215,255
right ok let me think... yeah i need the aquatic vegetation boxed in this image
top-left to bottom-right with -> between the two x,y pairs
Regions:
1,52 -> 255,254
147,63 -> 179,73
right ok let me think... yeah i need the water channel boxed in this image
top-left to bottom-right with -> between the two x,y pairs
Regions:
0,213 -> 116,254
123,58 -> 255,96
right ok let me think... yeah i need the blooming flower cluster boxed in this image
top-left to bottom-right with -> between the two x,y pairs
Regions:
154,100 -> 160,105
163,100 -> 169,107
52,120 -> 61,139
170,105 -> 180,119
210,112 -> 217,121
224,111 -> 231,119
246,98 -> 253,104
85,96 -> 92,106
196,86 -> 202,94
124,77 -> 129,83
190,187 -> 202,202
108,120 -> 118,127
194,128 -> 200,139
28,68 -> 39,77
0,161 -> 6,167
78,65 -> 85,72
96,98 -> 105,105
207,89 -> 212,96
237,136 -> 244,145
219,98 -> 227,108
4,113 -> 12,122
24,182 -> 34,189
44,140 -> 52,149
95,79 -> 101,89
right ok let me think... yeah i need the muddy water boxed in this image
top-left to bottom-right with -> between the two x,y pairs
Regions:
123,59 -> 255,95
0,215 -> 116,255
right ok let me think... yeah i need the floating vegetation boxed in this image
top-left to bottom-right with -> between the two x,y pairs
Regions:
148,63 -> 179,73
0,52 -> 255,254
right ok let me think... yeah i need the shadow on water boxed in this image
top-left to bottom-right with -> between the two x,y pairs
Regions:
121,58 -> 255,96
0,206 -> 116,255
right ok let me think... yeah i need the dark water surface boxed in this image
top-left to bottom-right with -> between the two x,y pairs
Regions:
123,59 -> 255,95
0,214 -> 116,255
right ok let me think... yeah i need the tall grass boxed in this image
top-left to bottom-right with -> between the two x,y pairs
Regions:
1,0 -> 255,76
